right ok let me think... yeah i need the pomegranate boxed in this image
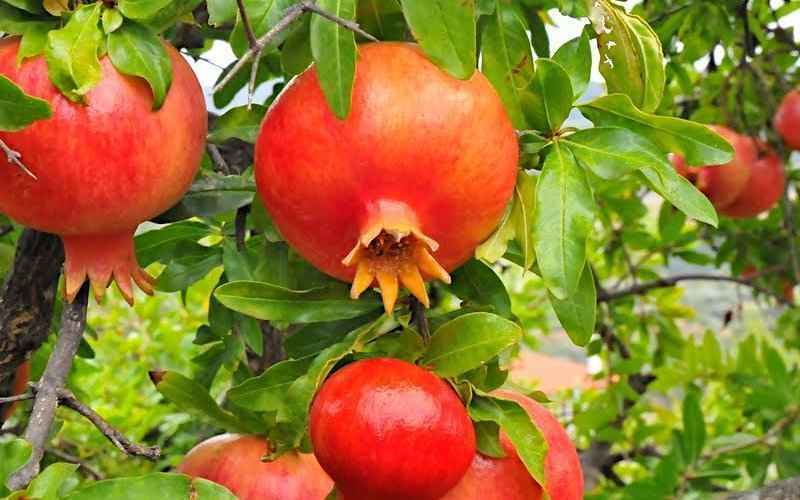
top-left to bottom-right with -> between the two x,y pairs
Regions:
0,38 -> 207,305
718,147 -> 785,218
446,389 -> 584,500
309,358 -> 475,500
775,90 -> 800,150
1,361 -> 30,422
177,434 -> 333,500
255,42 -> 518,313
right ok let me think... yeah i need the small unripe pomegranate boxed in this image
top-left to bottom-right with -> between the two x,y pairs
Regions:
309,358 -> 475,500
177,434 -> 333,500
0,38 -> 207,304
255,42 -> 518,313
441,390 -> 584,500
1,361 -> 30,422
775,90 -> 800,150
718,148 -> 785,219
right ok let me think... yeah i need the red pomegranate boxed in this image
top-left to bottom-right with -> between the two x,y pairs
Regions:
0,38 -> 206,305
1,361 -> 30,422
443,390 -> 584,500
309,358 -> 475,500
177,434 -> 333,500
718,147 -> 785,219
673,126 -> 755,210
775,90 -> 800,150
255,42 -> 518,313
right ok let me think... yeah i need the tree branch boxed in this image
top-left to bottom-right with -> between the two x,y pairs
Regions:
7,284 -> 90,491
302,1 -> 378,42
727,477 -> 800,499
235,0 -> 259,49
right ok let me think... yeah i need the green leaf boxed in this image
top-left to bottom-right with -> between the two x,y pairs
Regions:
475,202 -> 514,264
563,127 -> 669,180
281,16 -> 313,76
639,160 -> 718,227
552,31 -> 591,99
135,221 -> 213,267
2,0 -> 42,13
152,371 -> 256,433
681,388 -> 706,463
579,94 -> 733,166
65,473 -> 237,499
0,437 -> 32,496
357,0 -> 405,41
523,58 -> 573,133
155,173 -> 256,222
102,8 -> 124,34
207,0 -> 237,26
658,202 -> 686,243
511,170 -> 537,271
480,1 -> 533,128
469,394 -> 547,488
156,245 -> 222,292
534,143 -> 594,299
17,22 -> 54,64
401,0 -> 476,80
449,260 -> 512,318
108,21 -> 173,109
474,420 -> 505,458
228,356 -> 315,412
117,0 -> 172,20
311,0 -> 357,119
548,265 -> 596,346
229,0 -> 294,56
208,105 -> 268,144
27,463 -> 80,500
592,0 -> 665,112
526,10 -> 549,58
0,75 -> 52,132
422,312 -> 522,378
285,314 -> 380,358
44,2 -> 104,102
215,281 -> 382,323
143,0 -> 204,33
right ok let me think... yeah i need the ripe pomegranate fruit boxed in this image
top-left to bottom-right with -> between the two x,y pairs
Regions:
775,90 -> 800,150
0,38 -> 206,305
309,358 -> 475,500
1,361 -> 30,422
177,434 -> 333,500
718,147 -> 785,219
672,126 -> 755,210
255,42 -> 518,313
441,390 -> 584,500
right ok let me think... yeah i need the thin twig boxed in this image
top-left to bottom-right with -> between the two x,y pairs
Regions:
7,284 -> 90,491
302,1 -> 378,42
207,144 -> 231,175
704,407 -> 800,461
56,388 -> 160,460
235,0 -> 259,49
0,138 -> 37,180
45,447 -> 105,481
0,392 -> 33,405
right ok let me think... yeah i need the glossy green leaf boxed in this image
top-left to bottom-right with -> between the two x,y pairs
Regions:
449,260 -> 512,318
285,314 -> 380,358
135,221 -> 213,267
681,388 -> 706,463
118,0 -> 172,20
155,244 -> 222,292
579,94 -> 733,166
592,0 -> 665,112
44,3 -> 104,102
207,0 -> 237,26
155,173 -> 256,222
474,420 -> 505,458
2,0 -> 41,12
0,2 -> 40,33
17,22 -> 54,63
215,281 -> 382,323
281,16 -> 313,76
548,265 -> 596,346
511,170 -> 537,270
563,127 -> 669,180
526,10 -> 549,58
480,1 -> 534,128
228,356 -> 315,411
27,463 -> 79,500
102,8 -> 124,33
534,143 -> 594,299
65,473 -> 237,499
357,0 -> 405,41
475,202 -> 515,264
108,22 -> 173,109
152,371 -> 256,433
469,394 -> 547,488
639,160 -> 718,227
145,0 -> 204,33
208,105 -> 268,144
0,437 -> 32,496
422,312 -> 522,378
0,75 -> 52,132
552,31 -> 591,99
401,0 -> 476,80
311,0 -> 357,119
523,58 -> 573,133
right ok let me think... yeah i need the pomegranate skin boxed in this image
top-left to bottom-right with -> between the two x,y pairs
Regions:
775,90 -> 800,150
1,361 -> 30,422
695,126 -> 755,209
440,435 -> 543,500
719,150 -> 785,218
177,434 -> 333,500
0,38 -> 206,303
309,358 -> 476,500
255,42 -> 518,303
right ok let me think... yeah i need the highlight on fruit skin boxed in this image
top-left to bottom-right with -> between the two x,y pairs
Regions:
255,42 -> 519,315
0,37 -> 207,305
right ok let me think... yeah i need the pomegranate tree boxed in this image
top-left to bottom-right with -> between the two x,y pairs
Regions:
309,358 -> 475,500
255,42 -> 518,314
178,434 -> 333,500
0,38 -> 206,305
